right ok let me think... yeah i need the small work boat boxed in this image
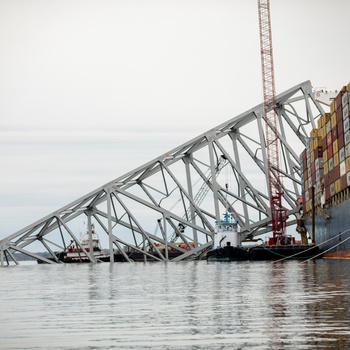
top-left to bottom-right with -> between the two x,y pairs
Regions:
59,224 -> 112,263
38,224 -> 111,263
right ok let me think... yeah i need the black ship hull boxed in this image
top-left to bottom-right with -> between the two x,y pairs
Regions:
207,245 -> 250,261
207,244 -> 322,261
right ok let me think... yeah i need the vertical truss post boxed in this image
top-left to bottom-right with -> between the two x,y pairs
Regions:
0,245 -> 4,267
162,214 -> 169,260
106,187 -> 114,262
231,132 -> 250,224
208,134 -> 220,221
87,211 -> 95,263
184,156 -> 198,246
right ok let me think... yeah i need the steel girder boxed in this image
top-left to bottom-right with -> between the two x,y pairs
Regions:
0,81 -> 325,265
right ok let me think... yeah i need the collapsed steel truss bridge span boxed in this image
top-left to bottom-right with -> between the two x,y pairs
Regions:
1,81 -> 326,265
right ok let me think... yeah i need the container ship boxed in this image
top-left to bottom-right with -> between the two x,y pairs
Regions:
301,82 -> 350,259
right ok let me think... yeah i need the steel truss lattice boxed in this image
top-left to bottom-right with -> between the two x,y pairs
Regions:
0,81 -> 325,265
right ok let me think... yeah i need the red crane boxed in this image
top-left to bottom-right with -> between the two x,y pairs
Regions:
258,0 -> 287,244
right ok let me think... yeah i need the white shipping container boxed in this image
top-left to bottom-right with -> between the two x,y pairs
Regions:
343,117 -> 350,134
328,157 -> 334,171
316,168 -> 324,182
315,157 -> 324,169
342,91 -> 350,108
345,130 -> 350,145
343,104 -> 349,120
339,147 -> 345,163
340,161 -> 346,176
345,143 -> 350,158
316,181 -> 321,193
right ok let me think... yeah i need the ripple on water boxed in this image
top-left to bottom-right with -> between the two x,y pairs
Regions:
1,260 -> 350,349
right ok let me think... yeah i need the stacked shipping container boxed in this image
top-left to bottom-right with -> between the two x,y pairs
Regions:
301,83 -> 350,214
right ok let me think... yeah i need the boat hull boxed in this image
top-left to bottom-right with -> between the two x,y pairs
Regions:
207,246 -> 250,261
38,250 -> 185,263
113,251 -> 184,262
304,198 -> 350,259
248,245 -> 321,260
207,244 -> 321,261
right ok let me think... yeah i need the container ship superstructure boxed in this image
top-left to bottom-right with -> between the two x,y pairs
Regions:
301,82 -> 350,259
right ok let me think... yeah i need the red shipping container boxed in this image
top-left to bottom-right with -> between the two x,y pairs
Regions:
327,132 -> 332,146
302,149 -> 307,160
337,105 -> 343,121
329,169 -> 334,183
341,175 -> 347,191
335,87 -> 346,109
327,145 -> 333,158
338,118 -> 344,135
325,186 -> 331,200
324,173 -> 329,187
334,165 -> 340,180
311,172 -> 316,184
322,137 -> 328,150
308,188 -> 314,200
311,162 -> 315,174
303,169 -> 308,181
332,127 -> 338,140
339,133 -> 345,149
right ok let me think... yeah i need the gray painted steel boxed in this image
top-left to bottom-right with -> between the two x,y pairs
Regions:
0,81 -> 325,265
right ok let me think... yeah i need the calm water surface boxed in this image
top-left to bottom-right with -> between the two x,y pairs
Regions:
1,260 -> 350,349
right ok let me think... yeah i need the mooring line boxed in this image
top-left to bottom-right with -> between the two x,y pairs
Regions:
272,227 -> 350,263
302,233 -> 350,263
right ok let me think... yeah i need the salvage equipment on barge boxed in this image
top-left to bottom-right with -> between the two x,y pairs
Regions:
206,212 -> 321,261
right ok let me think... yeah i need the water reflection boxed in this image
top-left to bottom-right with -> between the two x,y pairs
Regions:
1,260 -> 350,349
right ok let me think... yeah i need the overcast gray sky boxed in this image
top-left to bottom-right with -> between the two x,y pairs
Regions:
1,0 -> 349,238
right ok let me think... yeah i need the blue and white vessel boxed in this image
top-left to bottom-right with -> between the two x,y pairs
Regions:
207,212 -> 249,261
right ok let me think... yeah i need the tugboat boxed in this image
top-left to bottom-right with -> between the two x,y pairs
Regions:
60,224 -> 111,262
47,224 -> 111,263
206,212 -> 249,261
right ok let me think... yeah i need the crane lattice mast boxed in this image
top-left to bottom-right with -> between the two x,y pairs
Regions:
258,0 -> 286,242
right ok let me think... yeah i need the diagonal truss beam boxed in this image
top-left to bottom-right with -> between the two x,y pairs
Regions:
0,81 -> 325,265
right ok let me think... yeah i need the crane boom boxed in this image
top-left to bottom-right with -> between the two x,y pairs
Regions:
258,0 -> 286,242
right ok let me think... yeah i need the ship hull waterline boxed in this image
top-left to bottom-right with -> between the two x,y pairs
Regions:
207,244 -> 322,262
304,197 -> 350,260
